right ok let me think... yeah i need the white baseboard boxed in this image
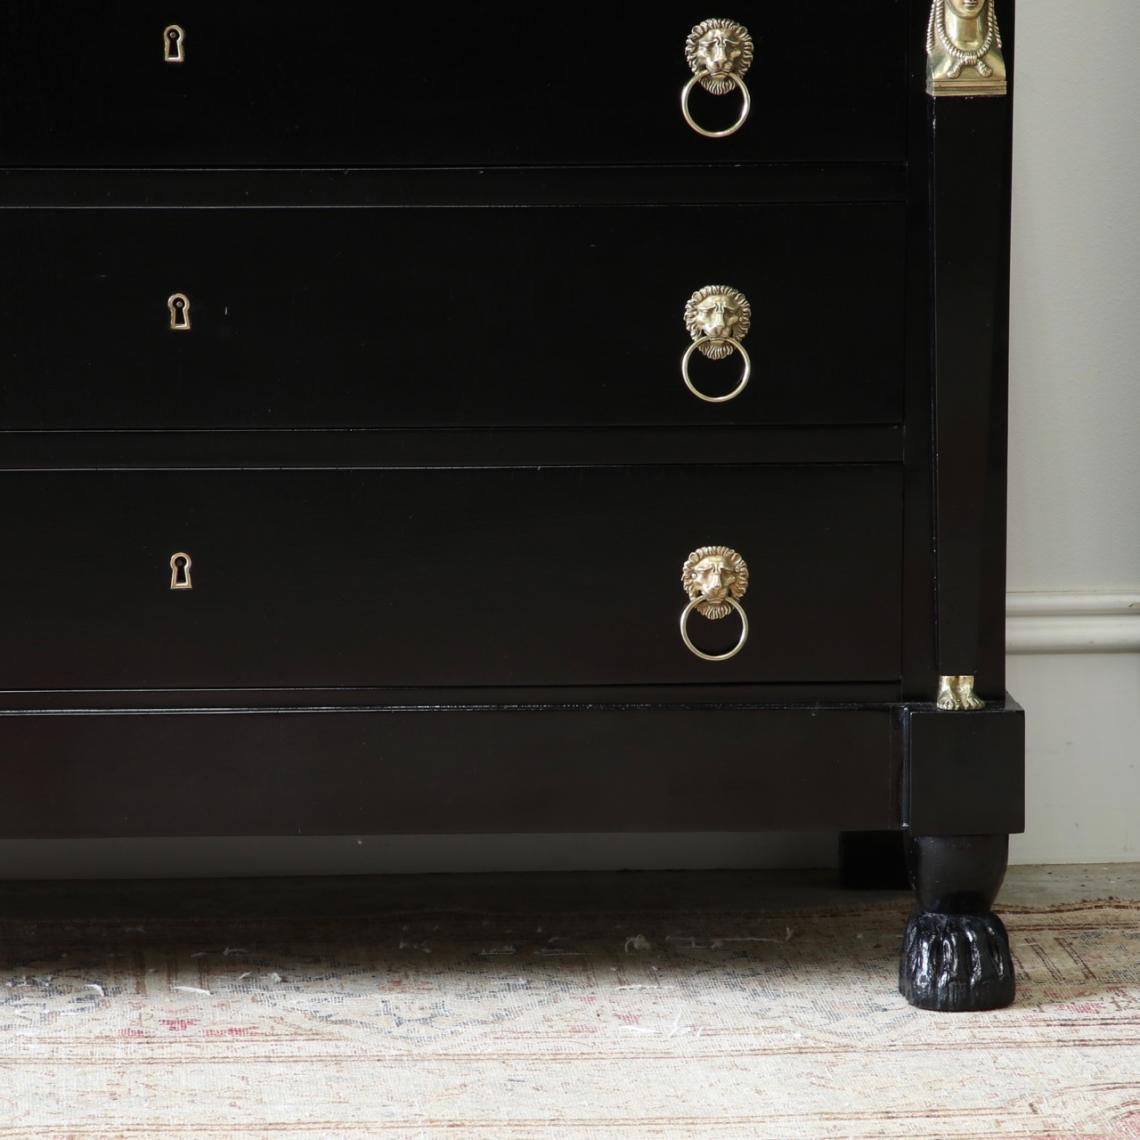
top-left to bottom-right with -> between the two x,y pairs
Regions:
1007,591 -> 1140,654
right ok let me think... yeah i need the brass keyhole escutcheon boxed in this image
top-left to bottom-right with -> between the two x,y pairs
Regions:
164,24 -> 186,64
167,293 -> 191,331
680,545 -> 749,661
170,552 -> 193,590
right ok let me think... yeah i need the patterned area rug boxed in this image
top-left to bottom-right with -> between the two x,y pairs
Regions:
1,881 -> 1139,1138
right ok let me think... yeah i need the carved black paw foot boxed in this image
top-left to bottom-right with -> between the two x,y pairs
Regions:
899,910 -> 1015,1011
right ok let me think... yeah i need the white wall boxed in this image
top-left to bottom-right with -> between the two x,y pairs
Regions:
0,2 -> 1135,879
1005,0 -> 1140,863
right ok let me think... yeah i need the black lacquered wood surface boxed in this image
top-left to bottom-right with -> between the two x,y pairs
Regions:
0,205 -> 906,430
0,0 -> 1023,893
0,706 -> 901,839
0,3 -> 908,168
0,465 -> 902,689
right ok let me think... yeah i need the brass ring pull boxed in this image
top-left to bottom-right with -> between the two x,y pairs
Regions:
682,336 -> 751,404
680,597 -> 749,662
680,546 -> 750,662
682,19 -> 754,139
681,71 -> 751,139
682,285 -> 752,404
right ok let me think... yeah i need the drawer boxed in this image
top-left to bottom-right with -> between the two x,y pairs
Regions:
0,466 -> 903,690
0,206 -> 906,429
0,5 -> 908,168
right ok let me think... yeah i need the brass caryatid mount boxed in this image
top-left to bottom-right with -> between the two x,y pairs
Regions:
926,0 -> 1007,97
937,674 -> 986,711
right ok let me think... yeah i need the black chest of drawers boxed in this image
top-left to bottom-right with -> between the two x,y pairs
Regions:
0,1 -> 1023,1012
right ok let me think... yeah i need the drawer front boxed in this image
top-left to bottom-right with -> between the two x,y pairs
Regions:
0,5 -> 907,168
0,206 -> 906,429
0,709 -> 901,839
0,467 -> 902,690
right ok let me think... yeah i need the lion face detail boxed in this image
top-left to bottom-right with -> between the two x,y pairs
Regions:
684,285 -> 752,361
682,546 -> 750,621
685,19 -> 754,96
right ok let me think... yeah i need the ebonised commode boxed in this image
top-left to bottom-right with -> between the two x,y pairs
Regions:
0,1 -> 1023,1011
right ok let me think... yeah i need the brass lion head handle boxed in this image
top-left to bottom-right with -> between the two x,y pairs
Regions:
682,19 -> 754,138
680,545 -> 750,662
682,285 -> 752,404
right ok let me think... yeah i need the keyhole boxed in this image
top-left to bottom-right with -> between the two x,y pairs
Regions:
170,552 -> 193,590
167,293 -> 191,331
164,25 -> 185,63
